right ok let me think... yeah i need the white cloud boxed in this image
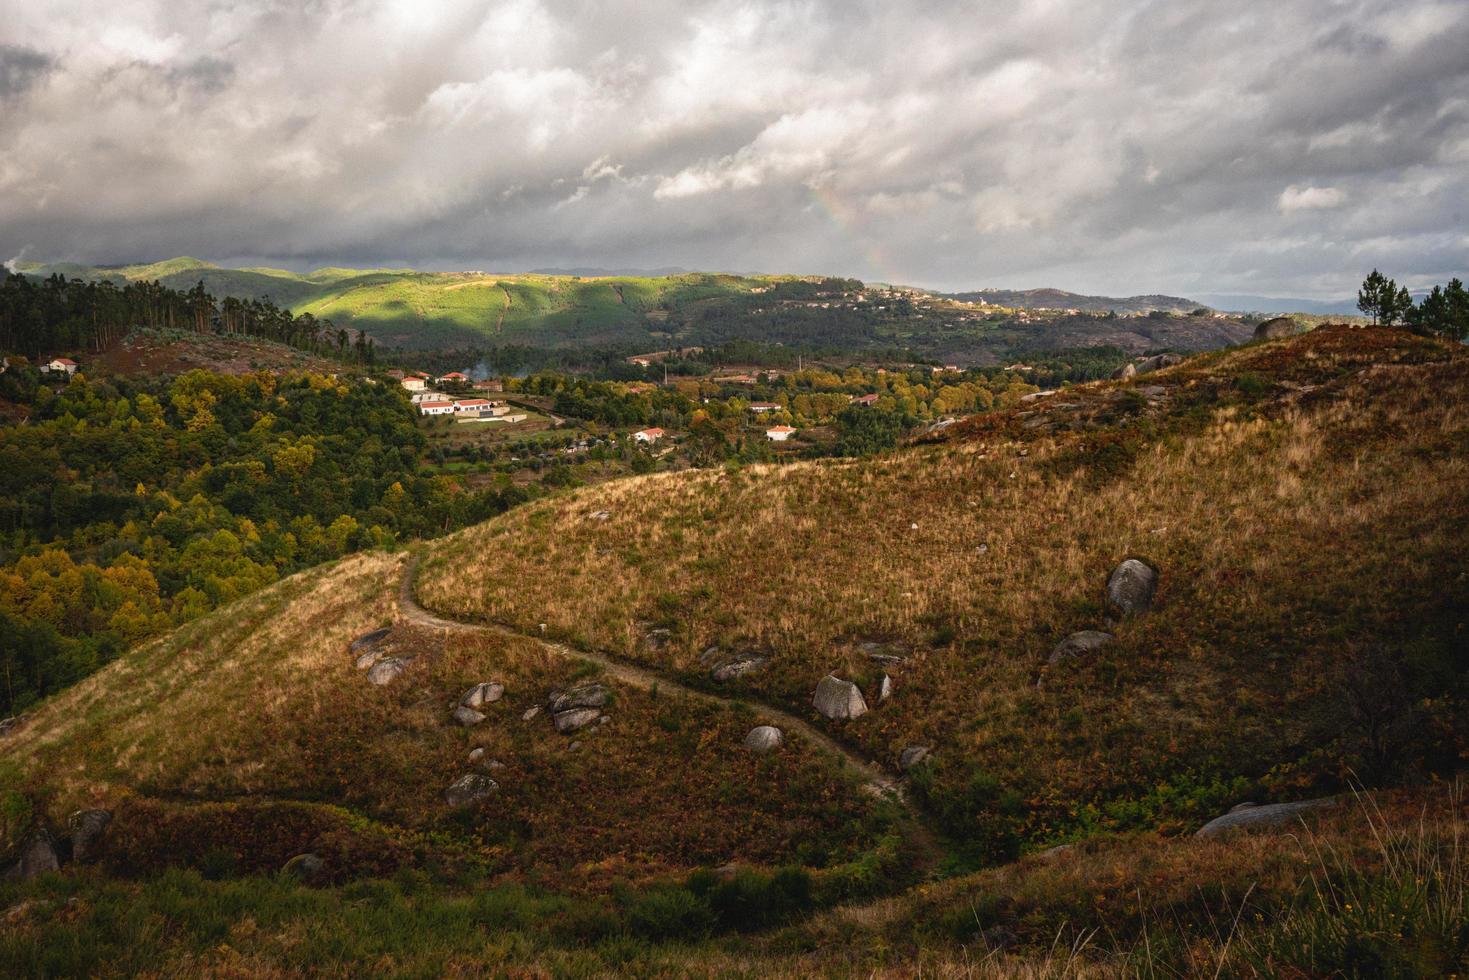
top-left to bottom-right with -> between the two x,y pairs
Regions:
1279,185 -> 1347,212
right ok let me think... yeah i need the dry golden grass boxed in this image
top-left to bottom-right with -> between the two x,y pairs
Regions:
417,327 -> 1469,838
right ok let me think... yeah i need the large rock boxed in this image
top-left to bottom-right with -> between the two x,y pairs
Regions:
5,830 -> 59,880
743,725 -> 784,753
281,852 -> 325,883
1048,630 -> 1114,665
553,707 -> 603,734
899,746 -> 931,771
461,682 -> 504,708
1196,798 -> 1337,837
366,657 -> 411,686
1253,316 -> 1299,341
349,627 -> 391,652
548,684 -> 607,713
1106,559 -> 1157,617
1111,362 -> 1137,381
711,656 -> 767,683
445,774 -> 498,808
813,675 -> 867,720
67,809 -> 112,864
452,705 -> 487,727
1135,353 -> 1184,376
354,648 -> 388,670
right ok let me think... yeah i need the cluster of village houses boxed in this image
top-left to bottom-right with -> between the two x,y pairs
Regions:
394,371 -> 526,423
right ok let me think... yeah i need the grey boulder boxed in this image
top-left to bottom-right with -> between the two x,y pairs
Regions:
813,675 -> 867,720
452,705 -> 487,727
1196,798 -> 1337,837
1135,353 -> 1184,375
5,830 -> 59,880
1048,630 -> 1114,665
712,657 -> 767,683
1111,362 -> 1137,381
445,774 -> 498,808
899,746 -> 931,770
553,707 -> 603,734
366,657 -> 411,686
548,684 -> 607,713
461,682 -> 504,708
743,725 -> 784,752
282,852 -> 325,883
349,627 -> 391,652
1253,316 -> 1299,341
1106,559 -> 1157,617
67,809 -> 112,864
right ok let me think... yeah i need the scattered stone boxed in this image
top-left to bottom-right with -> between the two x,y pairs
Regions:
349,627 -> 391,652
553,707 -> 603,734
813,675 -> 868,720
588,510 -> 612,521
1196,798 -> 1337,837
5,830 -> 59,880
445,774 -> 498,808
67,809 -> 112,864
1048,630 -> 1114,665
698,646 -> 723,666
1020,389 -> 1056,402
645,627 -> 672,649
281,853 -> 325,883
568,740 -> 582,751
366,657 -> 411,686
878,674 -> 893,702
521,706 -> 542,722
486,759 -> 506,770
1253,316 -> 1299,341
867,653 -> 906,667
548,684 -> 607,713
0,716 -> 20,737
468,747 -> 486,764
743,725 -> 784,752
899,746 -> 931,770
461,682 -> 504,708
711,656 -> 768,683
1106,559 -> 1158,617
1112,361 -> 1137,381
452,705 -> 487,727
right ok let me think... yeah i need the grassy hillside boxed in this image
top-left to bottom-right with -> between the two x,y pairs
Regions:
417,325 -> 1469,854
2,325 -> 1467,975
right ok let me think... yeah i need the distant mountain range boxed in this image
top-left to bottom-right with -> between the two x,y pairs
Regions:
941,288 -> 1203,314
1194,294 -> 1361,316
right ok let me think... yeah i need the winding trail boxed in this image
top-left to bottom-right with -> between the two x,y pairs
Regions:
397,557 -> 922,818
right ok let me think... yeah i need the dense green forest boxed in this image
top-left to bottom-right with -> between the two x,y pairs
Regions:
0,361 -> 531,716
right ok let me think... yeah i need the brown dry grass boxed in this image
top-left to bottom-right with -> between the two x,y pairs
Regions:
417,327 -> 1469,837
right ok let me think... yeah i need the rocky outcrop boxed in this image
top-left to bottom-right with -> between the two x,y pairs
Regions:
67,809 -> 112,864
1111,361 -> 1137,381
813,675 -> 868,720
349,627 -> 391,652
1048,630 -> 1114,665
743,725 -> 784,752
1196,798 -> 1337,837
460,682 -> 504,708
1253,316 -> 1299,341
1135,353 -> 1184,375
445,774 -> 498,808
1106,559 -> 1157,617
282,852 -> 325,883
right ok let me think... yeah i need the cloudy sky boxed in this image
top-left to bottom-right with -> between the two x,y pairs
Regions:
2,0 -> 1466,298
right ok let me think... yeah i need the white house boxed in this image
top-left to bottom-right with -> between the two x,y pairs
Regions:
401,377 -> 427,392
765,425 -> 797,442
46,357 -> 78,376
418,400 -> 455,416
453,398 -> 496,415
633,427 -> 665,443
748,402 -> 780,414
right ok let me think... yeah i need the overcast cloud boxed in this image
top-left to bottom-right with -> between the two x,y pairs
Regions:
2,0 -> 1466,297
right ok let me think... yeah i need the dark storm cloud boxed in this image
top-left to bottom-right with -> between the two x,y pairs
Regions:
1,0 -> 1466,297
0,44 -> 54,98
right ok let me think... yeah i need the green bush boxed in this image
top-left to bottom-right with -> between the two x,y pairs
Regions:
623,885 -> 715,941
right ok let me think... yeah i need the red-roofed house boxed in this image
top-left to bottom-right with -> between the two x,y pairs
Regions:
46,357 -> 78,376
851,393 -> 880,407
437,372 -> 469,384
765,425 -> 797,442
401,376 -> 428,392
418,400 -> 455,416
453,398 -> 495,415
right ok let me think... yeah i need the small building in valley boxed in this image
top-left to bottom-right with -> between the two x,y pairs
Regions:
748,402 -> 780,413
850,393 -> 881,407
46,357 -> 78,376
765,425 -> 797,442
418,400 -> 455,416
401,376 -> 427,392
633,428 -> 665,443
